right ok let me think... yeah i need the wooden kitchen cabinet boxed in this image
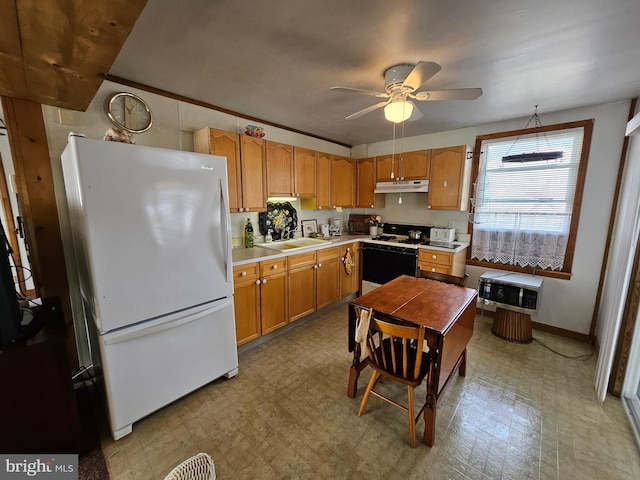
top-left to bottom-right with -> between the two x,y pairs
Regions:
316,247 -> 340,310
194,128 -> 242,212
339,242 -> 361,298
316,152 -> 332,209
232,263 -> 261,345
232,258 -> 288,345
428,145 -> 472,211
258,258 -> 288,334
288,251 -> 317,322
301,151 -> 332,210
194,128 -> 266,213
266,141 -> 294,196
376,150 -> 430,182
418,248 -> 467,277
331,156 -> 356,208
293,147 -> 317,198
239,136 -> 268,212
357,157 -> 384,208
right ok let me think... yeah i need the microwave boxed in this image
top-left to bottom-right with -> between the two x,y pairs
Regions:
430,227 -> 456,243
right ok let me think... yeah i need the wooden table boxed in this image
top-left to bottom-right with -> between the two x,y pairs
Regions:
348,275 -> 477,446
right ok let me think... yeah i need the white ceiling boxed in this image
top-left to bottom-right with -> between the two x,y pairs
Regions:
109,0 -> 640,146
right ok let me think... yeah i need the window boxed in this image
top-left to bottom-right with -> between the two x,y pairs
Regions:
468,120 -> 593,277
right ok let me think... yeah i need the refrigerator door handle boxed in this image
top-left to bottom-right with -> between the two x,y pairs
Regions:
220,177 -> 232,284
102,299 -> 232,346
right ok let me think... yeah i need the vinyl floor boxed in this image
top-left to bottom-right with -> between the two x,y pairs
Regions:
98,302 -> 640,479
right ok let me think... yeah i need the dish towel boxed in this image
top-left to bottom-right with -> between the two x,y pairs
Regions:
342,248 -> 354,274
355,307 -> 372,361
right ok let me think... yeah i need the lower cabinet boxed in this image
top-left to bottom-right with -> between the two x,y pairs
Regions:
233,258 -> 287,346
288,247 -> 341,322
418,248 -> 467,277
233,243 -> 361,345
339,242 -> 360,298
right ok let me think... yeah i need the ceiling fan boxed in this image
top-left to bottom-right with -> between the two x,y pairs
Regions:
330,61 -> 482,123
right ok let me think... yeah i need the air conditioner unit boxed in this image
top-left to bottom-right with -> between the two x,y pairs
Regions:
478,272 -> 543,312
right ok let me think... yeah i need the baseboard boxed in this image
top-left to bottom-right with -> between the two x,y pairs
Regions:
477,307 -> 593,343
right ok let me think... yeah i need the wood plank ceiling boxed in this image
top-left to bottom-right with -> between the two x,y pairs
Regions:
0,0 -> 147,110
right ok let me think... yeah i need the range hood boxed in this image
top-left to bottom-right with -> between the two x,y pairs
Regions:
374,179 -> 429,194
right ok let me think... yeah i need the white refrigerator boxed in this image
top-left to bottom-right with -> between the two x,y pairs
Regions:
61,135 -> 238,440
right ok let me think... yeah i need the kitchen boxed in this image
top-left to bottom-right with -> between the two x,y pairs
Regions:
2,0 -> 640,476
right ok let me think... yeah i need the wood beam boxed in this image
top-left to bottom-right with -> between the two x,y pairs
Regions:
1,96 -> 76,367
0,0 -> 148,111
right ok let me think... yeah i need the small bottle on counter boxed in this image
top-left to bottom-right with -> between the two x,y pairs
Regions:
244,218 -> 254,248
265,229 -> 273,242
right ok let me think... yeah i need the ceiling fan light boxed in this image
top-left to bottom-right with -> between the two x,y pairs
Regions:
384,101 -> 413,123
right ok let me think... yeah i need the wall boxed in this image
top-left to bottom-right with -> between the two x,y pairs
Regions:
41,83 -> 631,336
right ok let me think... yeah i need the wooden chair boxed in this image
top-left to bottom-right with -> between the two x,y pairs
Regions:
358,316 -> 431,447
419,270 -> 469,287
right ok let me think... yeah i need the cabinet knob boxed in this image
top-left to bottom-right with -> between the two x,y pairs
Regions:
245,207 -> 250,212
255,279 -> 261,285
318,262 -> 322,268
443,180 -> 448,188
313,264 -> 318,269
239,207 -> 244,212
431,268 -> 436,272
241,271 -> 247,277
427,205 -> 432,209
262,278 -> 267,284
272,264 -> 278,270
432,255 -> 437,260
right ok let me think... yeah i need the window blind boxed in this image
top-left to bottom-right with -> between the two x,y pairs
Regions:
470,126 -> 585,270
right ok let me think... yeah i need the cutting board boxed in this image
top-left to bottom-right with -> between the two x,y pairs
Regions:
348,214 -> 373,234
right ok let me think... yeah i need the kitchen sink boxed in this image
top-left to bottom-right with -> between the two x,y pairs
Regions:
255,237 -> 331,251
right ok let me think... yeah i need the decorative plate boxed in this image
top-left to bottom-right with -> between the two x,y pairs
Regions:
258,201 -> 298,240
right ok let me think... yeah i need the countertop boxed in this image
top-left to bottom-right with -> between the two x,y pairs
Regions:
232,235 -> 468,266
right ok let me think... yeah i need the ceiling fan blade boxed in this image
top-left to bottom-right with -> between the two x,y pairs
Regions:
330,86 -> 389,98
407,101 -> 423,121
402,61 -> 442,91
344,101 -> 389,120
414,88 -> 483,101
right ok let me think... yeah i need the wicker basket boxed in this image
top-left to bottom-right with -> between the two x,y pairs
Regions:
164,453 -> 216,480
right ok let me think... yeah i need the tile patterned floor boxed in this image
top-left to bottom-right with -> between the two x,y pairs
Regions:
98,302 -> 640,479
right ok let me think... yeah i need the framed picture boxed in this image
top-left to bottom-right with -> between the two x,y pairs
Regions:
301,219 -> 318,237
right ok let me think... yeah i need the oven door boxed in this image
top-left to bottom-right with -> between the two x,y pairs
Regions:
362,244 -> 418,285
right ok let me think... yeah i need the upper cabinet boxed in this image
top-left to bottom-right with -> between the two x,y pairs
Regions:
266,141 -> 294,196
357,157 -> 384,209
316,152 -> 332,209
239,136 -> 267,212
195,128 -> 266,212
428,145 -> 472,211
331,156 -> 356,208
265,142 -> 317,198
376,150 -> 430,182
293,147 -> 317,197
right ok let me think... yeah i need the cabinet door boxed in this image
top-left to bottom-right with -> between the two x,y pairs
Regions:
316,247 -> 340,310
429,145 -> 468,210
331,156 -> 356,208
316,152 -> 332,209
293,147 -> 317,197
239,136 -> 267,212
339,243 -> 360,298
288,264 -> 316,321
376,155 -> 397,181
266,141 -> 294,196
233,276 -> 261,346
260,270 -> 288,334
194,128 -> 242,212
401,150 -> 430,180
357,157 -> 376,208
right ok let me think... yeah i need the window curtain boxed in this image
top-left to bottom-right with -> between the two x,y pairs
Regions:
470,127 -> 583,270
